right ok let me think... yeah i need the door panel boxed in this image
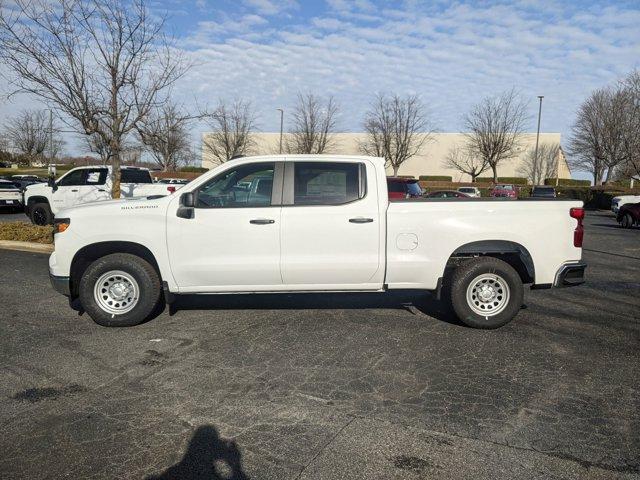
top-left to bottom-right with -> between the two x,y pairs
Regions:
280,161 -> 382,287
168,207 -> 282,289
167,161 -> 283,290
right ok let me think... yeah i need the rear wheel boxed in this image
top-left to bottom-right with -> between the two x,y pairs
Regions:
78,253 -> 162,327
621,213 -> 633,228
30,202 -> 53,225
447,257 -> 524,329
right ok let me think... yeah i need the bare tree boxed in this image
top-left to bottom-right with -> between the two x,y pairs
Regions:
621,70 -> 640,179
360,94 -> 432,176
286,93 -> 339,154
85,133 -> 113,165
567,86 -> 630,185
137,103 -> 193,171
443,145 -> 489,182
4,110 -> 49,165
0,0 -> 188,196
203,100 -> 256,164
518,143 -> 560,185
464,89 -> 529,183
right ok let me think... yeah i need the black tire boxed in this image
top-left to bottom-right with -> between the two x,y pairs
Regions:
30,202 -> 53,225
78,253 -> 162,327
621,213 -> 633,229
447,257 -> 524,329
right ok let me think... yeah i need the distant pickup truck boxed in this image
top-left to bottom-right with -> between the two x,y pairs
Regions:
24,166 -> 182,225
48,155 -> 586,329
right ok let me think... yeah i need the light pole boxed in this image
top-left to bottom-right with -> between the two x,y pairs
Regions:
534,95 -> 543,183
276,108 -> 284,154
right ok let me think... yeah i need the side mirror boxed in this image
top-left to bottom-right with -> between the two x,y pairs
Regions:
177,191 -> 195,219
181,192 -> 195,208
48,176 -> 58,192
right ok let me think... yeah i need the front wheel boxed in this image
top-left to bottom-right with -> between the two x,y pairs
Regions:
447,257 -> 524,329
78,253 -> 162,327
30,202 -> 53,225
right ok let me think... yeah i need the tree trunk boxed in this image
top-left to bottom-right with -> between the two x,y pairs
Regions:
491,164 -> 498,183
110,137 -> 121,198
393,165 -> 399,176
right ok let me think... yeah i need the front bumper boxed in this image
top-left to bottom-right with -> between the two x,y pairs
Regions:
0,199 -> 22,207
554,263 -> 587,287
49,273 -> 71,296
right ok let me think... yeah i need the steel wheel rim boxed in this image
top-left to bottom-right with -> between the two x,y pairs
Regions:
93,270 -> 139,315
33,208 -> 46,225
466,273 -> 510,317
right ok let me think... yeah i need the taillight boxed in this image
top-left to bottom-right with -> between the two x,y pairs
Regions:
570,207 -> 584,247
167,186 -> 176,194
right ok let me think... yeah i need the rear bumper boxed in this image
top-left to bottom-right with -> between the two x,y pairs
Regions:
49,273 -> 71,296
554,262 -> 587,287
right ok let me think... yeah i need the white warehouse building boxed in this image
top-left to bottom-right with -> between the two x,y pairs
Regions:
201,132 -> 571,182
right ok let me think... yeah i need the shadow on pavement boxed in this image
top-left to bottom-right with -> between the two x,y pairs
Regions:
146,425 -> 249,480
169,290 -> 464,327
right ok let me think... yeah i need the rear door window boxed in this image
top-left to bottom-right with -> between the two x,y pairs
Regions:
293,162 -> 363,205
121,169 -> 153,184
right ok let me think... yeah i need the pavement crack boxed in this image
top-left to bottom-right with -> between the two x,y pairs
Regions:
294,415 -> 358,480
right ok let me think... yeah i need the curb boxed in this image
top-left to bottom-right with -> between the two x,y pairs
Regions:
0,240 -> 53,254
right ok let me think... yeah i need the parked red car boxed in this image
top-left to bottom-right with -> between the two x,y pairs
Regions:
617,202 -> 640,228
387,177 -> 423,200
491,184 -> 518,198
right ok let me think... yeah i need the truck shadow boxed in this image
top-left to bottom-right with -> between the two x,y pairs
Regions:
146,424 -> 249,480
168,291 -> 464,327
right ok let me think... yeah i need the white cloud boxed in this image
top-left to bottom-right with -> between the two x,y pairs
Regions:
242,0 -> 298,16
1,0 -> 638,171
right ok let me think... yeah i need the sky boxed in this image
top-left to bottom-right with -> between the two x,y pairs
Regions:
1,0 -> 639,178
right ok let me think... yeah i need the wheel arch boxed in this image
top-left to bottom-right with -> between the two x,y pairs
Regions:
447,240 -> 535,284
70,241 -> 162,297
26,195 -> 50,206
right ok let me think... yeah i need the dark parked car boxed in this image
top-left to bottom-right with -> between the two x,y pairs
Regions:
9,174 -> 47,191
426,190 -> 470,198
531,186 -> 557,198
387,177 -> 423,200
617,202 -> 640,228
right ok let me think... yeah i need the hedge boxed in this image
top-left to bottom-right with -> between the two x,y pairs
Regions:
179,166 -> 208,173
0,222 -> 53,244
544,178 -> 591,187
476,177 -> 529,185
419,175 -> 452,181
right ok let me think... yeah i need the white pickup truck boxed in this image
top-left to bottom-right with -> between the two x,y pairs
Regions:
48,155 -> 586,329
24,165 -> 182,225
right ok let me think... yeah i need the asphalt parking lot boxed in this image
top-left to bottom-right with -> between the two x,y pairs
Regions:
0,211 -> 638,479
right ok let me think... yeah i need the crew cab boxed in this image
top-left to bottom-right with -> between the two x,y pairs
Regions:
24,166 -> 182,225
48,155 -> 586,329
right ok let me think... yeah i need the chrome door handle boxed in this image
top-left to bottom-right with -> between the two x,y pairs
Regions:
349,217 -> 373,223
71,189 -> 79,192
98,189 -> 106,192
249,219 -> 275,225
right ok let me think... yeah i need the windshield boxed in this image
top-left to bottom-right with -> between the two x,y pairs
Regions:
459,188 -> 474,193
534,187 -> 554,193
0,182 -> 18,189
496,185 -> 514,191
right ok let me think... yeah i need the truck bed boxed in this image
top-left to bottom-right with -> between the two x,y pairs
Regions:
385,198 -> 583,290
